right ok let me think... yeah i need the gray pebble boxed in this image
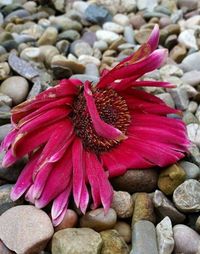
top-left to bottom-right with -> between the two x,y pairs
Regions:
178,161 -> 200,179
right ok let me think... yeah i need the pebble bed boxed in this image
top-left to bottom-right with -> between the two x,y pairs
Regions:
0,0 -> 199,253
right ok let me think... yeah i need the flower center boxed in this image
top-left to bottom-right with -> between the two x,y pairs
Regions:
71,87 -> 131,153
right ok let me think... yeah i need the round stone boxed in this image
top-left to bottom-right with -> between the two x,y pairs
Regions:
103,22 -> 124,34
0,76 -> 29,105
52,228 -> 102,254
0,63 -> 10,80
80,208 -> 117,232
38,27 -> 58,46
70,40 -> 93,57
173,179 -> 200,212
0,205 -> 54,254
113,221 -> 131,243
111,191 -> 133,218
178,161 -> 200,179
96,30 -> 120,44
173,224 -> 200,254
55,209 -> 78,231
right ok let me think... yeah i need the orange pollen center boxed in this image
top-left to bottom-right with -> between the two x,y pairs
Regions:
71,88 -> 131,153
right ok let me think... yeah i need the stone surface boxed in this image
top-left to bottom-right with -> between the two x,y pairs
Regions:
38,26 -> 58,45
113,221 -> 131,243
173,179 -> 200,212
153,190 -> 186,223
0,63 -> 10,80
131,220 -> 159,254
158,164 -> 186,195
173,224 -> 200,254
156,216 -> 174,254
55,209 -> 78,231
0,76 -> 29,105
100,229 -> 129,254
0,240 -> 14,254
169,87 -> 189,110
96,30 -> 120,44
132,193 -> 156,226
111,168 -> 158,193
111,191 -> 133,218
80,208 -> 117,232
187,124 -> 200,147
52,228 -> 102,254
182,70 -> 200,86
0,205 -> 54,254
178,161 -> 200,179
180,52 -> 200,72
85,4 -> 112,25
0,124 -> 12,142
178,29 -> 198,50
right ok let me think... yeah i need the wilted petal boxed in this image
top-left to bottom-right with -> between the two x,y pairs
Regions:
85,151 -> 113,211
84,81 -> 126,141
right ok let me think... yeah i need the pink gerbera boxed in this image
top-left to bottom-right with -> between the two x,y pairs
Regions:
1,25 -> 189,226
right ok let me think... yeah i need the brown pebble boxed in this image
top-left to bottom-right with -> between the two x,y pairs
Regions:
55,209 -> 78,232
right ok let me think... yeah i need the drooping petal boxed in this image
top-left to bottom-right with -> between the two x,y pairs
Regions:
84,81 -> 126,141
52,182 -> 72,226
85,151 -> 113,211
97,49 -> 167,89
35,150 -> 73,208
72,138 -> 89,211
0,129 -> 17,151
10,149 -> 41,201
2,149 -> 17,167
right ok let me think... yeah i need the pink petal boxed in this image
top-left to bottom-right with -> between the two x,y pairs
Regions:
72,138 -> 89,211
97,49 -> 167,89
10,149 -> 41,201
0,129 -> 17,151
147,24 -> 159,51
25,185 -> 35,204
2,149 -> 17,167
35,151 -> 72,208
84,81 -> 126,141
85,151 -> 113,211
51,183 -> 72,226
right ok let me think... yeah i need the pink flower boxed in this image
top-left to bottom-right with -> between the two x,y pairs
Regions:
1,25 -> 189,226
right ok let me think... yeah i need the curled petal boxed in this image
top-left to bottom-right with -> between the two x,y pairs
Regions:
84,81 -> 126,141
147,24 -> 159,51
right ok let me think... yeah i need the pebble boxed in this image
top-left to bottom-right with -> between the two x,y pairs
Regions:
84,63 -> 99,77
111,191 -> 133,218
132,193 -> 156,226
39,45 -> 59,66
178,29 -> 198,50
129,14 -> 146,29
153,190 -> 186,223
52,228 -> 102,254
20,47 -> 41,62
188,101 -> 198,113
187,123 -> 200,147
96,30 -> 120,44
37,27 -> 58,46
0,240 -> 14,254
113,221 -> 132,243
103,22 -> 124,34
0,63 -> 10,80
131,220 -> 159,254
160,64 -> 183,78
173,224 -> 200,254
169,87 -> 189,110
177,0 -> 198,11
156,93 -> 175,108
178,161 -> 200,179
0,184 -> 23,215
58,30 -> 80,42
111,168 -> 158,193
70,40 -> 93,57
55,209 -> 78,232
0,124 -> 12,142
170,44 -> 187,63
93,40 -> 108,51
195,216 -> 200,233
181,70 -> 200,86
85,4 -> 112,25
0,93 -> 12,107
158,164 -> 186,195
188,144 -> 200,168
78,55 -> 101,67
73,1 -> 89,14
156,217 -> 174,254
183,112 -> 198,125
124,26 -> 135,44
113,14 -> 130,26
49,16 -> 82,32
0,205 -> 54,254
0,76 -> 29,105
100,229 -> 129,254
80,208 -> 117,232
173,179 -> 200,212
180,52 -> 200,72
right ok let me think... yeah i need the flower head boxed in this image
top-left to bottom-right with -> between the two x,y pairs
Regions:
1,25 -> 189,226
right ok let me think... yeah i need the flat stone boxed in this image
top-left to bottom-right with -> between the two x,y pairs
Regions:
173,179 -> 200,212
85,4 -> 112,25
80,208 -> 117,232
182,71 -> 200,86
103,22 -> 124,34
100,230 -> 129,254
0,205 -> 54,254
111,191 -> 133,218
153,190 -> 186,223
37,27 -> 58,46
160,64 -> 183,78
156,217 -> 174,254
52,228 -> 102,254
113,14 -> 130,26
113,222 -> 131,243
78,55 -> 101,67
173,224 -> 200,254
0,76 -> 29,105
96,30 -> 120,44
20,47 -> 41,62
111,168 -> 158,193
178,161 -> 200,179
187,123 -> 200,147
156,93 -> 175,108
169,87 -> 189,110
70,40 -> 93,57
49,16 -> 82,32
58,30 -> 80,42
158,164 -> 186,195
131,220 -> 159,254
132,193 -> 156,226
178,29 -> 198,50
180,52 -> 200,72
